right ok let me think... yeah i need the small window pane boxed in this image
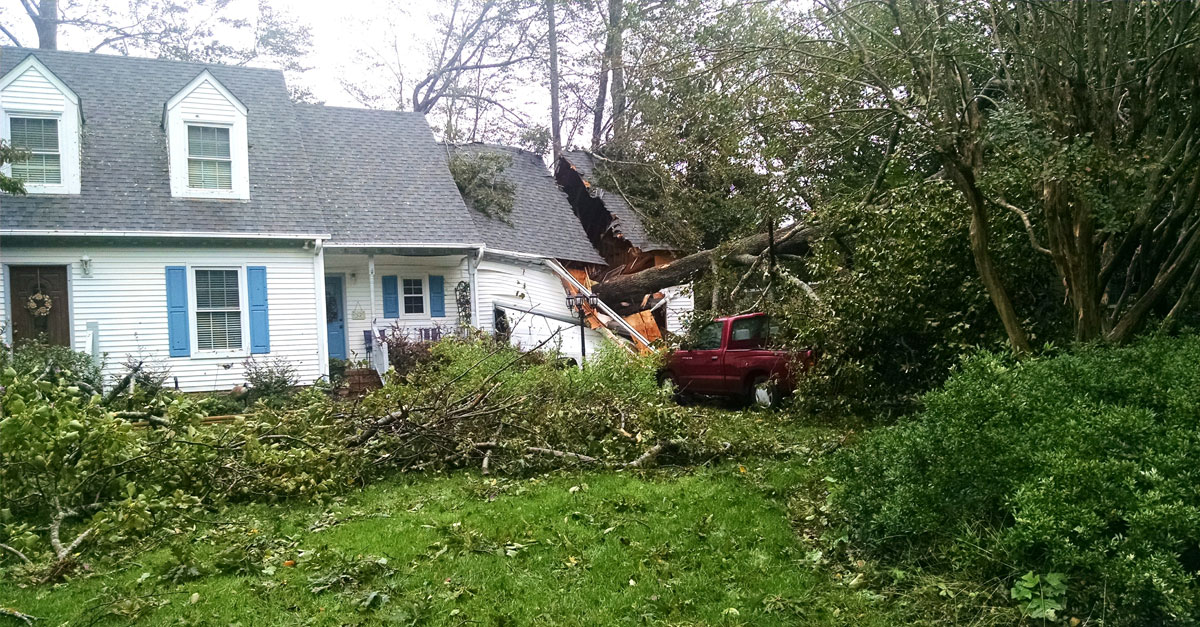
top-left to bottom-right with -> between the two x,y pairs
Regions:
403,278 -> 423,314
188,159 -> 233,189
188,125 -> 231,159
11,154 -> 61,185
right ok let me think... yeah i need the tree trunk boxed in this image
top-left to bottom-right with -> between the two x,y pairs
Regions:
593,225 -> 814,306
36,0 -> 58,49
1042,180 -> 1104,341
590,6 -> 615,150
607,0 -> 627,146
547,0 -> 562,158
945,159 -> 1033,354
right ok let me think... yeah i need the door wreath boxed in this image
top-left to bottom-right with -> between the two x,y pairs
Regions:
25,291 -> 53,317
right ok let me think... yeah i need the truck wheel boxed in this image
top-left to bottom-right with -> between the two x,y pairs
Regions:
748,375 -> 778,409
657,371 -> 686,404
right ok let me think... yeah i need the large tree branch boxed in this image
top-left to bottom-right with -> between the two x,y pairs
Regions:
593,224 -> 815,306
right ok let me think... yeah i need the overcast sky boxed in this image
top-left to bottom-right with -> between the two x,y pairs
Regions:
0,1 -> 501,107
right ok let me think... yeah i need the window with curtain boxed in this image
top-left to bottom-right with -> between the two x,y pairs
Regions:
9,117 -> 61,184
187,125 -> 232,189
403,278 -> 424,314
195,269 -> 242,350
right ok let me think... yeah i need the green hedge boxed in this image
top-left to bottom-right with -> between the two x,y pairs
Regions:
829,335 -> 1200,625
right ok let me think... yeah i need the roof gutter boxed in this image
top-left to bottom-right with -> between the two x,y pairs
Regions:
323,242 -> 487,249
1,229 -> 331,240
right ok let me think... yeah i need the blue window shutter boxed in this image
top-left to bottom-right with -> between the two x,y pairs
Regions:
429,275 -> 446,317
165,266 -> 190,357
382,275 -> 399,318
247,266 -> 270,354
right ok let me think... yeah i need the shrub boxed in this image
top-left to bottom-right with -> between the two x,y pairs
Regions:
379,322 -> 438,377
242,356 -> 298,407
827,334 -> 1200,625
2,340 -> 104,391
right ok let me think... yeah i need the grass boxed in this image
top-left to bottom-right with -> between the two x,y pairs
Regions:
0,425 -> 896,626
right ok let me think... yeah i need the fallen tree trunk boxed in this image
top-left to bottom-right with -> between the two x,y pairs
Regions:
592,224 -> 815,306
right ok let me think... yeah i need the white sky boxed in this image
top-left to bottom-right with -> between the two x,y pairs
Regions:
0,0 -> 530,107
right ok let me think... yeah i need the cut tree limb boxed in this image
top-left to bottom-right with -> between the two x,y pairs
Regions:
593,224 -> 815,305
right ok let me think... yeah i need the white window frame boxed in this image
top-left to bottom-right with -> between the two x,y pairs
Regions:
0,56 -> 82,195
185,123 -> 234,191
165,70 -> 250,200
189,265 -> 250,358
4,113 -> 64,188
400,276 -> 428,318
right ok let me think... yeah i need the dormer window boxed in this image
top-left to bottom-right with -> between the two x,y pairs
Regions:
165,70 -> 249,199
187,125 -> 232,190
0,55 -> 81,195
9,117 -> 61,185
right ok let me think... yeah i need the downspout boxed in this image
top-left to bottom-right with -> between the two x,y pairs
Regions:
470,245 -> 484,330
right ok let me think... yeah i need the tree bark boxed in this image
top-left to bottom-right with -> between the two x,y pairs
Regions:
590,4 -> 615,150
547,0 -> 562,158
34,0 -> 58,49
607,0 -> 627,146
593,225 -> 813,306
945,159 -> 1033,354
1042,180 -> 1104,341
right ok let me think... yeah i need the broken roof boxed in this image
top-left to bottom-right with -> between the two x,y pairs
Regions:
559,150 -> 671,252
448,143 -> 605,264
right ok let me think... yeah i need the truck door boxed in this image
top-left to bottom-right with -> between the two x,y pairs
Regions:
723,316 -> 770,393
674,321 -> 726,393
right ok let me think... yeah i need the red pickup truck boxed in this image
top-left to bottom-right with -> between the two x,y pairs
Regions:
658,313 -> 812,407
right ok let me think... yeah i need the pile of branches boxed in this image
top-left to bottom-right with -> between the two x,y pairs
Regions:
342,335 -> 712,475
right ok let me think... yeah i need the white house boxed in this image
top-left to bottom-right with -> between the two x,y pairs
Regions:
0,47 -> 677,392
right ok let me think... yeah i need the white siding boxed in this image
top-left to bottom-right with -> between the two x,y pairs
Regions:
1,245 -> 323,392
1,66 -> 67,111
474,257 -> 603,364
177,80 -> 242,123
662,284 -> 695,337
323,254 -> 469,361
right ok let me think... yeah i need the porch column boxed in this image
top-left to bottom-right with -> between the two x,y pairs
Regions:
469,247 -> 482,329
368,254 -> 376,334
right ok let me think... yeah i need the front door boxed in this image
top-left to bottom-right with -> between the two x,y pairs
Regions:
325,275 -> 347,360
9,265 -> 71,347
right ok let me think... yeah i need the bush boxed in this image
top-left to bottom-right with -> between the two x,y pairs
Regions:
378,322 -> 438,377
242,356 -> 298,407
2,340 -> 104,391
827,334 -> 1200,625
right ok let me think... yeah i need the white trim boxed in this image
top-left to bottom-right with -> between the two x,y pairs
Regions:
188,265 -> 250,359
399,275 -> 429,317
324,242 -> 487,249
313,240 -> 329,377
0,229 -> 330,240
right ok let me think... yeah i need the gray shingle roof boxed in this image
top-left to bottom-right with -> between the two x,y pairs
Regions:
295,106 -> 479,245
449,143 -> 604,264
560,150 -> 669,252
1,46 -> 326,236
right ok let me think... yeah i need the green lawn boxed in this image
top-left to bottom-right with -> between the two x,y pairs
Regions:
1,429 -> 895,626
